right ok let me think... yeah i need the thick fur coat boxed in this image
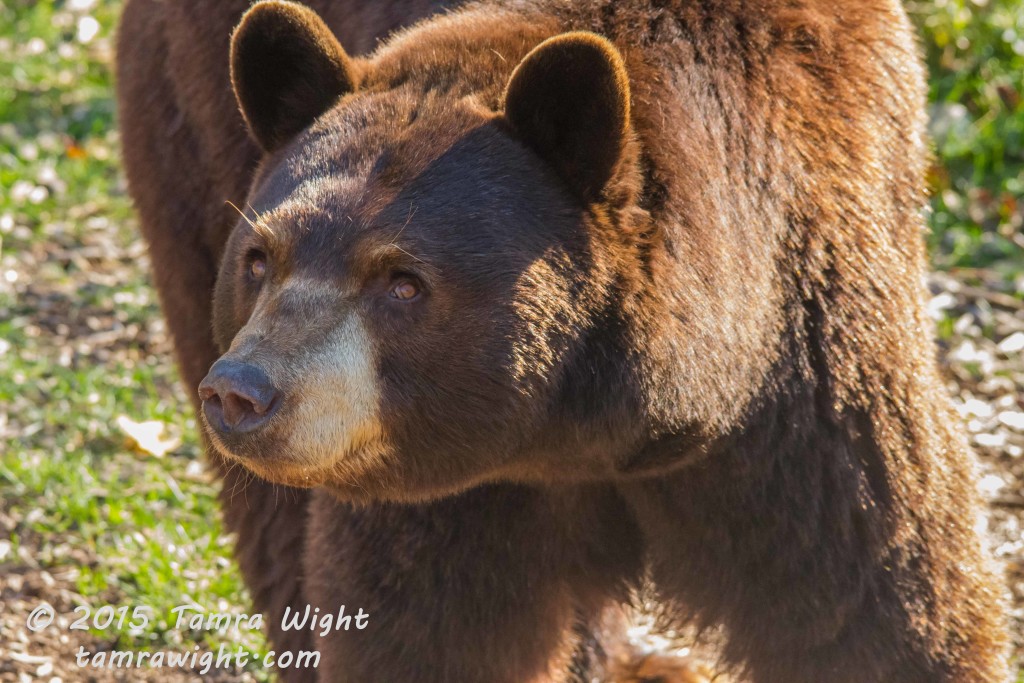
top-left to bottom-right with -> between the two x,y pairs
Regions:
116,1 -> 1008,681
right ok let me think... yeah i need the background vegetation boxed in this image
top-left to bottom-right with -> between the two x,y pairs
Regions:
912,0 -> 1024,270
1,0 -> 1021,680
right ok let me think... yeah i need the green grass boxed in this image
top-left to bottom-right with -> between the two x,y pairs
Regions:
909,0 -> 1024,272
0,0 -> 1020,680
0,0 -> 268,675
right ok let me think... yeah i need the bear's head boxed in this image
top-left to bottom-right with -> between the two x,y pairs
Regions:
200,0 -> 678,501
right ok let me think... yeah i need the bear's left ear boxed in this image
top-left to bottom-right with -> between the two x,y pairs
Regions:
503,32 -> 630,201
231,0 -> 357,152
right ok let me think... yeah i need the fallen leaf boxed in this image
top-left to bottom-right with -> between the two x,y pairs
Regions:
64,143 -> 87,159
115,415 -> 180,457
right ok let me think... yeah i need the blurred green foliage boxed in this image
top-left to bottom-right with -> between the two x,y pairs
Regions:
910,0 -> 1024,272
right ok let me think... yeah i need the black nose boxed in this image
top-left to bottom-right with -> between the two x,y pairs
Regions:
198,359 -> 280,434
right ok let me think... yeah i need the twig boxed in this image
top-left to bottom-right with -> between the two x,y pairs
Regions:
991,495 -> 1024,509
956,285 -> 1023,311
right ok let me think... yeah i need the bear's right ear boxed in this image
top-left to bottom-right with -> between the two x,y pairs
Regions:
230,0 -> 357,152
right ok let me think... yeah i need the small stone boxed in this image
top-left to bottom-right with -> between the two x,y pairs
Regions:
975,433 -> 1006,448
998,411 -> 1024,431
997,331 -> 1024,354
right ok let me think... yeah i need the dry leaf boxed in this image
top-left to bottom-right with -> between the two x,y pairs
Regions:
64,143 -> 87,159
115,415 -> 180,457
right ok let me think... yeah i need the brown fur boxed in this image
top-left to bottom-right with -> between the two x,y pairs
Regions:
116,1 -> 1009,681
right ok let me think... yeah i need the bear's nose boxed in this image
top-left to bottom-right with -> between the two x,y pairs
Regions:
198,359 -> 280,434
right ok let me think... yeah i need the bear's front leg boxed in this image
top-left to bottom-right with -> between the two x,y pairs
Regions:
620,409 -> 1007,683
218,468 -> 316,682
301,484 -> 635,683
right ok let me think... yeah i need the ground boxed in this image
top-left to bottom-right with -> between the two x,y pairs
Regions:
0,0 -> 1021,681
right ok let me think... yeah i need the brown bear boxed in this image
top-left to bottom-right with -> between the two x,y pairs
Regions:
116,0 -> 1009,681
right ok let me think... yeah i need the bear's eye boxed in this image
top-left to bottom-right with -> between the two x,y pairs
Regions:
389,277 -> 421,302
247,250 -> 267,280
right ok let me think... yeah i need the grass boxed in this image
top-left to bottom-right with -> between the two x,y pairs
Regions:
909,0 -> 1024,272
0,0 -> 267,676
0,0 -> 1020,680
